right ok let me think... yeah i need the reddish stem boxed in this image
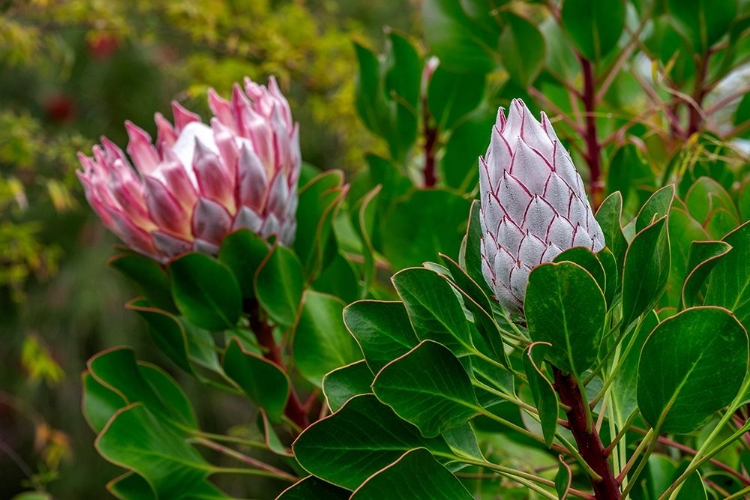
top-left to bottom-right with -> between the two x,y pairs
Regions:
422,95 -> 438,188
687,52 -> 710,136
554,368 -> 621,500
246,300 -> 309,431
579,56 -> 604,209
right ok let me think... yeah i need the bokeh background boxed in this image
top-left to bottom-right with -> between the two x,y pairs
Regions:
0,1 -> 417,497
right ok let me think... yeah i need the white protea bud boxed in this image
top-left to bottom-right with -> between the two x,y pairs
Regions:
479,99 -> 605,315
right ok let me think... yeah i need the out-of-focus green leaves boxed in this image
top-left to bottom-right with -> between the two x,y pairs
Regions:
427,66 -> 485,131
561,0 -> 626,61
667,0 -> 737,53
383,189 -> 470,270
421,0 -> 500,73
499,13 -> 545,88
354,32 -> 421,163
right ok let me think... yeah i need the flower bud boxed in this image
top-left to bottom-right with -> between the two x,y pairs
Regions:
479,99 -> 605,315
78,77 -> 300,262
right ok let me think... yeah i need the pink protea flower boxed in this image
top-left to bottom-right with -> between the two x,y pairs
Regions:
77,77 -> 300,263
479,99 -> 605,315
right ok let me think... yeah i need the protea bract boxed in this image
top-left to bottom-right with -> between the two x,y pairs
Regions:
479,99 -> 605,314
77,76 -> 300,263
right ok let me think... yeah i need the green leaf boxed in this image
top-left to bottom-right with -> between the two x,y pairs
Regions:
523,343 -> 559,448
168,253 -> 241,331
255,244 -> 305,328
681,241 -> 732,309
636,185 -> 675,233
554,456 -> 573,500
108,472 -> 155,500
427,66 -> 485,130
685,177 -> 739,225
668,0 -> 737,52
384,31 -> 421,110
621,216 -> 671,326
277,477 -> 350,500
553,247 -> 606,296
87,348 -> 196,430
82,372 -> 126,434
217,229 -> 270,298
637,307 -> 748,433
350,186 -> 380,296
392,267 -> 475,355
438,255 -> 508,365
673,468 -> 707,500
525,262 -> 606,376
373,341 -> 481,438
294,171 -> 346,278
293,395 -> 454,490
596,192 -> 628,272
607,144 -> 653,212
312,251 -> 360,304
421,0 -> 500,72
561,0 -> 626,61
704,222 -> 750,330
383,32 -> 421,161
440,107 -> 496,190
383,189 -> 471,270
96,404 -> 225,499
350,448 -> 474,500
294,291 -> 362,387
740,180 -> 750,223
323,360 -> 374,413
344,300 -> 419,373
222,338 -> 289,422
541,17 -> 580,81
127,300 -> 194,375
499,13 -> 545,88
662,207 -> 708,308
597,248 -> 619,306
612,311 -> 659,420
109,253 -> 176,313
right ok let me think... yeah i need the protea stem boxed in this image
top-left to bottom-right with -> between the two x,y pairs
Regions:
246,299 -> 309,431
553,367 -> 621,500
579,56 -> 603,209
422,95 -> 438,187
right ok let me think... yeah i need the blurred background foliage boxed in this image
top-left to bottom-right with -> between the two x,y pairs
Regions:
0,0 -> 417,497
3,0 -> 750,498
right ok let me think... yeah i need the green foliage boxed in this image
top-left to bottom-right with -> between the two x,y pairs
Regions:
6,0 -> 750,499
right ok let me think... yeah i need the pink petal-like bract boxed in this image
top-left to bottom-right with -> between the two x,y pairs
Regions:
77,77 -> 300,263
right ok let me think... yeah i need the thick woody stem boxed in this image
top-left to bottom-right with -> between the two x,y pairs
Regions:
579,56 -> 603,209
246,299 -> 309,431
554,367 -> 621,500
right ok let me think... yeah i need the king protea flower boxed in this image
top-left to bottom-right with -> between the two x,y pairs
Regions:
77,76 -> 300,263
479,99 -> 605,314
